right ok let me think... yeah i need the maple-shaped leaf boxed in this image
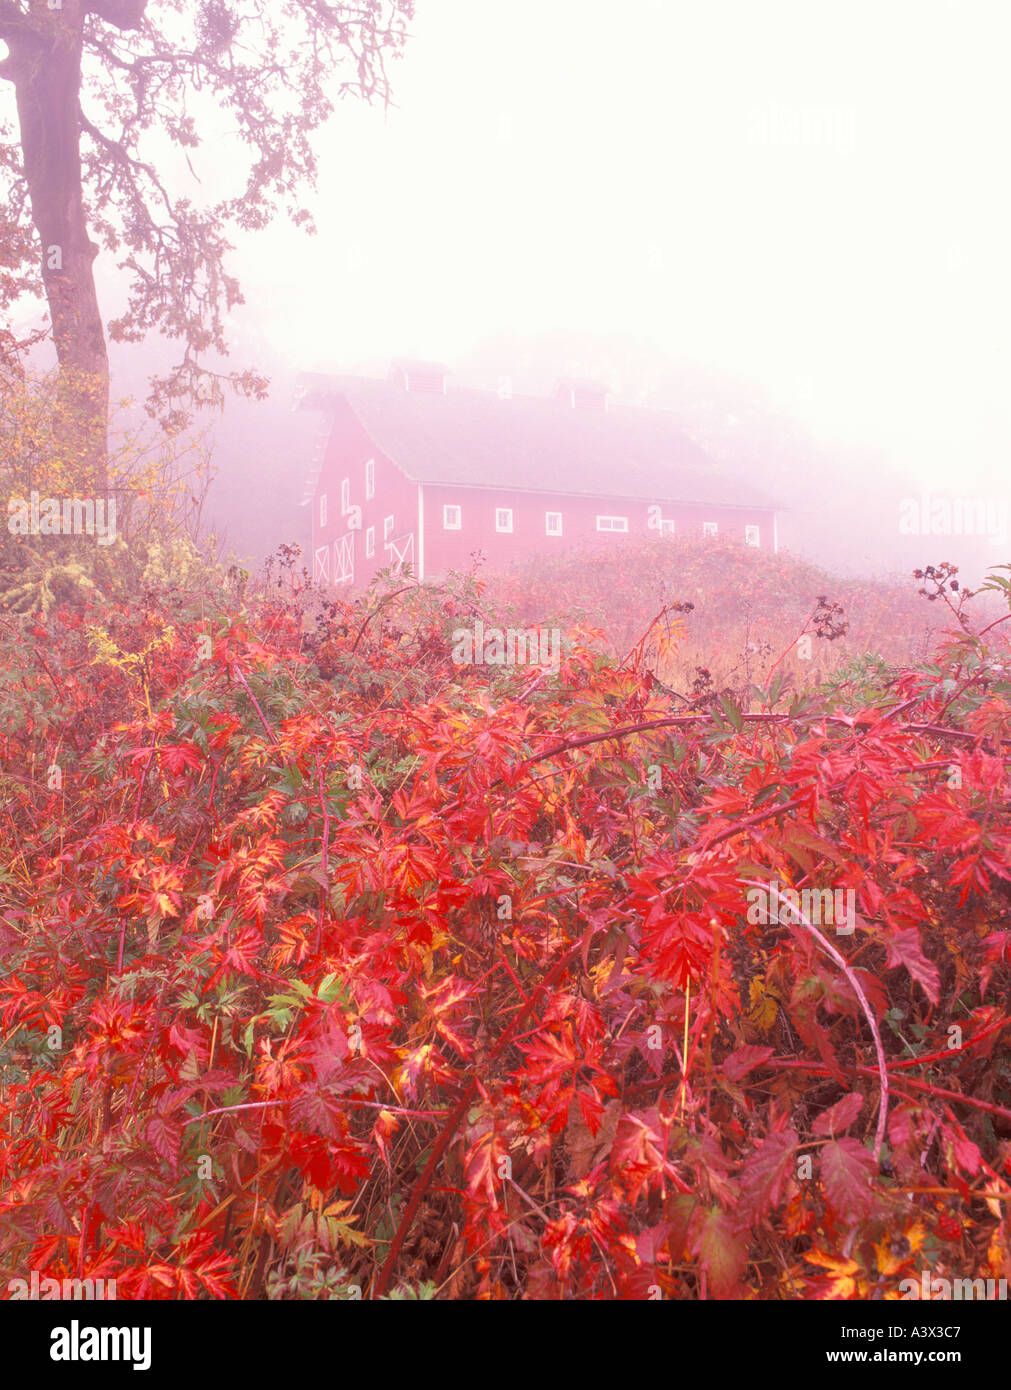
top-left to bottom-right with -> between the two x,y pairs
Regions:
739,1127 -> 799,1220
103,1220 -> 148,1255
813,1092 -> 864,1137
692,1206 -> 749,1299
610,1109 -> 676,1202
821,1137 -> 876,1223
190,1249 -> 238,1300
883,929 -> 940,1004
159,742 -> 203,777
803,1246 -> 865,1299
874,1219 -> 928,1277
465,1127 -> 510,1207
398,1042 -> 433,1100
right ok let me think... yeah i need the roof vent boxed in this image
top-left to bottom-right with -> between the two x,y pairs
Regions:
556,377 -> 609,411
389,358 -> 448,395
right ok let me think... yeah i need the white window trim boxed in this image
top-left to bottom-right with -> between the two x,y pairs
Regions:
495,507 -> 513,533
660,519 -> 675,535
365,526 -> 375,558
443,504 -> 461,530
340,478 -> 350,515
545,511 -> 562,536
365,458 -> 375,500
703,521 -> 718,537
596,515 -> 628,532
745,524 -> 760,547
384,514 -> 395,541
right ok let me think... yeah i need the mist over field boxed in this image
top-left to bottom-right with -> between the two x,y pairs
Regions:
9,0 -> 1009,587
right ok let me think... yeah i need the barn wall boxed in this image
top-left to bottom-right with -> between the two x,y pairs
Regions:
419,483 -> 777,577
311,399 -> 778,592
311,398 -> 419,588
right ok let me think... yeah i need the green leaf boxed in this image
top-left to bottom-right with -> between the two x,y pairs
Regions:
718,694 -> 744,732
317,972 -> 351,1005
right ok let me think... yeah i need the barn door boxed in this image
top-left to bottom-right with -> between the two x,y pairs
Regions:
334,533 -> 354,585
387,532 -> 414,574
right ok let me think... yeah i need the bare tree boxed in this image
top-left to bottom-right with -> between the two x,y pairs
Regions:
0,0 -> 414,486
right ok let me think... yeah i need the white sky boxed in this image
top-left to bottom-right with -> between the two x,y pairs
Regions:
222,0 -> 1010,495
8,0 -> 1008,499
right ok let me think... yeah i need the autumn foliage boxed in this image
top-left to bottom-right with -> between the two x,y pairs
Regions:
2,542 -> 1011,1299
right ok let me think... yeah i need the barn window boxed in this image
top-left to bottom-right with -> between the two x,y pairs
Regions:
365,458 -> 375,500
366,526 -> 375,558
545,512 -> 562,536
341,478 -> 350,514
495,508 -> 513,533
745,525 -> 760,547
703,522 -> 718,538
443,505 -> 461,530
596,515 -> 628,532
319,493 -> 327,527
661,519 -> 675,535
384,515 -> 394,541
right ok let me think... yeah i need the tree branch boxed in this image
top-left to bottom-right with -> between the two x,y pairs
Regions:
86,0 -> 148,31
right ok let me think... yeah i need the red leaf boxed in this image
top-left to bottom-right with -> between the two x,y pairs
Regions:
813,1092 -> 864,1137
739,1127 -> 799,1220
821,1137 -> 875,1223
692,1206 -> 749,1298
146,1113 -> 181,1171
883,929 -> 940,1004
577,1087 -> 604,1137
160,742 -> 203,777
723,1045 -> 775,1083
947,1129 -> 982,1177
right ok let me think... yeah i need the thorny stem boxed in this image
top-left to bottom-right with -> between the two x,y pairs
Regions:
744,880 -> 889,1162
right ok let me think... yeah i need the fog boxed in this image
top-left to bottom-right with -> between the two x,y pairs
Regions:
24,0 -> 1011,580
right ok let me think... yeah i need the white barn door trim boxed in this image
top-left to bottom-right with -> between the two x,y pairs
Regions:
334,533 -> 355,585
387,531 -> 414,574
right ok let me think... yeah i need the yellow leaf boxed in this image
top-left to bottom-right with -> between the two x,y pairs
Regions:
748,976 -> 780,1033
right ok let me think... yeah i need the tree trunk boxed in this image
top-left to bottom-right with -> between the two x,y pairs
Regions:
5,8 -> 109,491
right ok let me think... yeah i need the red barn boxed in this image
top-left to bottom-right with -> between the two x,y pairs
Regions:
296,361 -> 779,588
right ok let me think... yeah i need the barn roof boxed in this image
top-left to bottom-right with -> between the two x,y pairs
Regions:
296,373 -> 779,510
